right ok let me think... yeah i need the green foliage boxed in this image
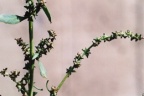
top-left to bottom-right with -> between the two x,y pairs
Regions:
41,4 -> 52,23
38,60 -> 47,78
0,0 -> 52,24
0,14 -> 26,24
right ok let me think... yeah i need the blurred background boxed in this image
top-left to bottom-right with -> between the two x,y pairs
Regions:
0,0 -> 144,96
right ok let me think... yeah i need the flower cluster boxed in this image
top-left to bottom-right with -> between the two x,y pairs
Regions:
15,38 -> 32,70
24,0 -> 51,23
16,72 -> 29,95
66,30 -> 143,76
35,30 -> 56,60
66,53 -> 83,76
24,0 -> 42,21
0,68 -> 20,82
92,30 -> 143,47
0,68 -> 30,95
12,30 -> 56,95
15,38 -> 30,61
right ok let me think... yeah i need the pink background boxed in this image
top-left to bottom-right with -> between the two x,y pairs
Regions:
0,0 -> 144,96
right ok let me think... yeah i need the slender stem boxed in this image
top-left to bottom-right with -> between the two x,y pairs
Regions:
57,74 -> 69,91
27,0 -> 35,95
29,21 -> 34,56
28,19 -> 35,96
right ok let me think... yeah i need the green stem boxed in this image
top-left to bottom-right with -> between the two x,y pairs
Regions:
28,0 -> 35,96
57,73 -> 69,91
28,19 -> 35,96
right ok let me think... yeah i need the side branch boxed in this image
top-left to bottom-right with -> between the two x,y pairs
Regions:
56,30 -> 144,92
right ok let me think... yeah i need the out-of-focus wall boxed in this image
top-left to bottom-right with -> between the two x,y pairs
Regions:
0,0 -> 144,96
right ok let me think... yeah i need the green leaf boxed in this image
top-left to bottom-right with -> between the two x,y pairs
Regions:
0,14 -> 26,24
32,53 -> 39,60
42,5 -> 52,23
38,61 -> 47,78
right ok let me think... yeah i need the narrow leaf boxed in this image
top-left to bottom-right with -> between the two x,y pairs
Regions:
32,53 -> 39,60
0,14 -> 26,24
38,61 -> 47,78
42,5 -> 52,23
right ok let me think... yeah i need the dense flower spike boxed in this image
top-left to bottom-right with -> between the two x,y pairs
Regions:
0,68 -> 20,81
57,30 -> 144,92
15,38 -> 30,61
71,30 -> 143,75
0,68 -> 29,95
35,30 -> 56,60
74,30 -> 143,72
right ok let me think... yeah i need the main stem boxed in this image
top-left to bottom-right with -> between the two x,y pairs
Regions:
28,19 -> 35,96
27,1 -> 35,96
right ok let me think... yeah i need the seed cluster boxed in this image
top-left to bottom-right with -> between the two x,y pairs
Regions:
66,30 -> 143,77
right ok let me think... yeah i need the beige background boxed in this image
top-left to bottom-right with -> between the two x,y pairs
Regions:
0,0 -> 144,96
